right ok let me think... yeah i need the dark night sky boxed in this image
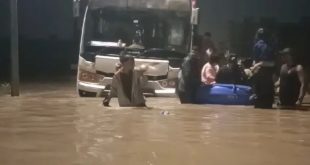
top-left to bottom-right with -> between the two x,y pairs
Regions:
18,0 -> 73,40
0,0 -> 73,40
1,0 -> 310,41
199,0 -> 310,41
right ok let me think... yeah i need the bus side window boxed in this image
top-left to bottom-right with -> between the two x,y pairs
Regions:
168,19 -> 184,46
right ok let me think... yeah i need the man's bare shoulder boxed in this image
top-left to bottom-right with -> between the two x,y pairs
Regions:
296,65 -> 304,72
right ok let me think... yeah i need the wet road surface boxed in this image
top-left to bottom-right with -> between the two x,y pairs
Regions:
1,82 -> 310,165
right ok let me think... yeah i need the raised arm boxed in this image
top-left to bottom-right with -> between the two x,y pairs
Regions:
250,61 -> 263,74
296,65 -> 306,105
136,62 -> 159,76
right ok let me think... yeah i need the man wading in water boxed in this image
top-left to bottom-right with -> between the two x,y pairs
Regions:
276,48 -> 306,107
103,55 -> 155,107
252,28 -> 276,109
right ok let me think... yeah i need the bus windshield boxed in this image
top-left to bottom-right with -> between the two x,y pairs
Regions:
83,8 -> 190,54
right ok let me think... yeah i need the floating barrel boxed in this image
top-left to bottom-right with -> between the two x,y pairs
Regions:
195,84 -> 253,105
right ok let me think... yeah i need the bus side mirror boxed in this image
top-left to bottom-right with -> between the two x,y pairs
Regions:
191,8 -> 199,25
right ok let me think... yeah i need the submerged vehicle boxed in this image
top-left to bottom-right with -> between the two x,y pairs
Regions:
76,0 -> 193,97
195,84 -> 254,105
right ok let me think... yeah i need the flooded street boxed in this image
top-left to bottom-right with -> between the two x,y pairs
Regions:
1,82 -> 310,165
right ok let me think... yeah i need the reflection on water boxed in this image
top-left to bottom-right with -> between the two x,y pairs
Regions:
0,83 -> 310,165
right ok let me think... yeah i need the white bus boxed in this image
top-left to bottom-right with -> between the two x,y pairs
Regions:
77,0 -> 192,97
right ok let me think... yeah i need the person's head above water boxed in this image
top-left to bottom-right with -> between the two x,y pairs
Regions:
255,28 -> 268,41
279,48 -> 295,65
208,53 -> 220,65
227,54 -> 238,67
242,58 -> 253,69
119,53 -> 135,71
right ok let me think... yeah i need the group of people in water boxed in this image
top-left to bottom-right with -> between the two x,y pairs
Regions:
103,28 -> 307,109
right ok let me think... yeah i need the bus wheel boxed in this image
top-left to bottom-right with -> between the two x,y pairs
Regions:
78,90 -> 96,97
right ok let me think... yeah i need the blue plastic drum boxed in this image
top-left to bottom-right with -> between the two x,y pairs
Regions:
195,84 -> 253,105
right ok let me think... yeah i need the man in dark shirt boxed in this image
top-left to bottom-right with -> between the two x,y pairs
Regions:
177,47 -> 201,104
216,55 -> 247,85
252,28 -> 276,109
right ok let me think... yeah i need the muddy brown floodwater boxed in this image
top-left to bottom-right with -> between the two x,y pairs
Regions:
0,82 -> 310,165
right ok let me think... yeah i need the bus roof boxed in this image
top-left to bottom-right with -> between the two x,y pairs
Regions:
89,0 -> 191,12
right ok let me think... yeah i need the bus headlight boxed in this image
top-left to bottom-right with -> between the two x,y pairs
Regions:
159,79 -> 177,88
160,80 -> 168,87
168,81 -> 176,87
79,70 -> 102,83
